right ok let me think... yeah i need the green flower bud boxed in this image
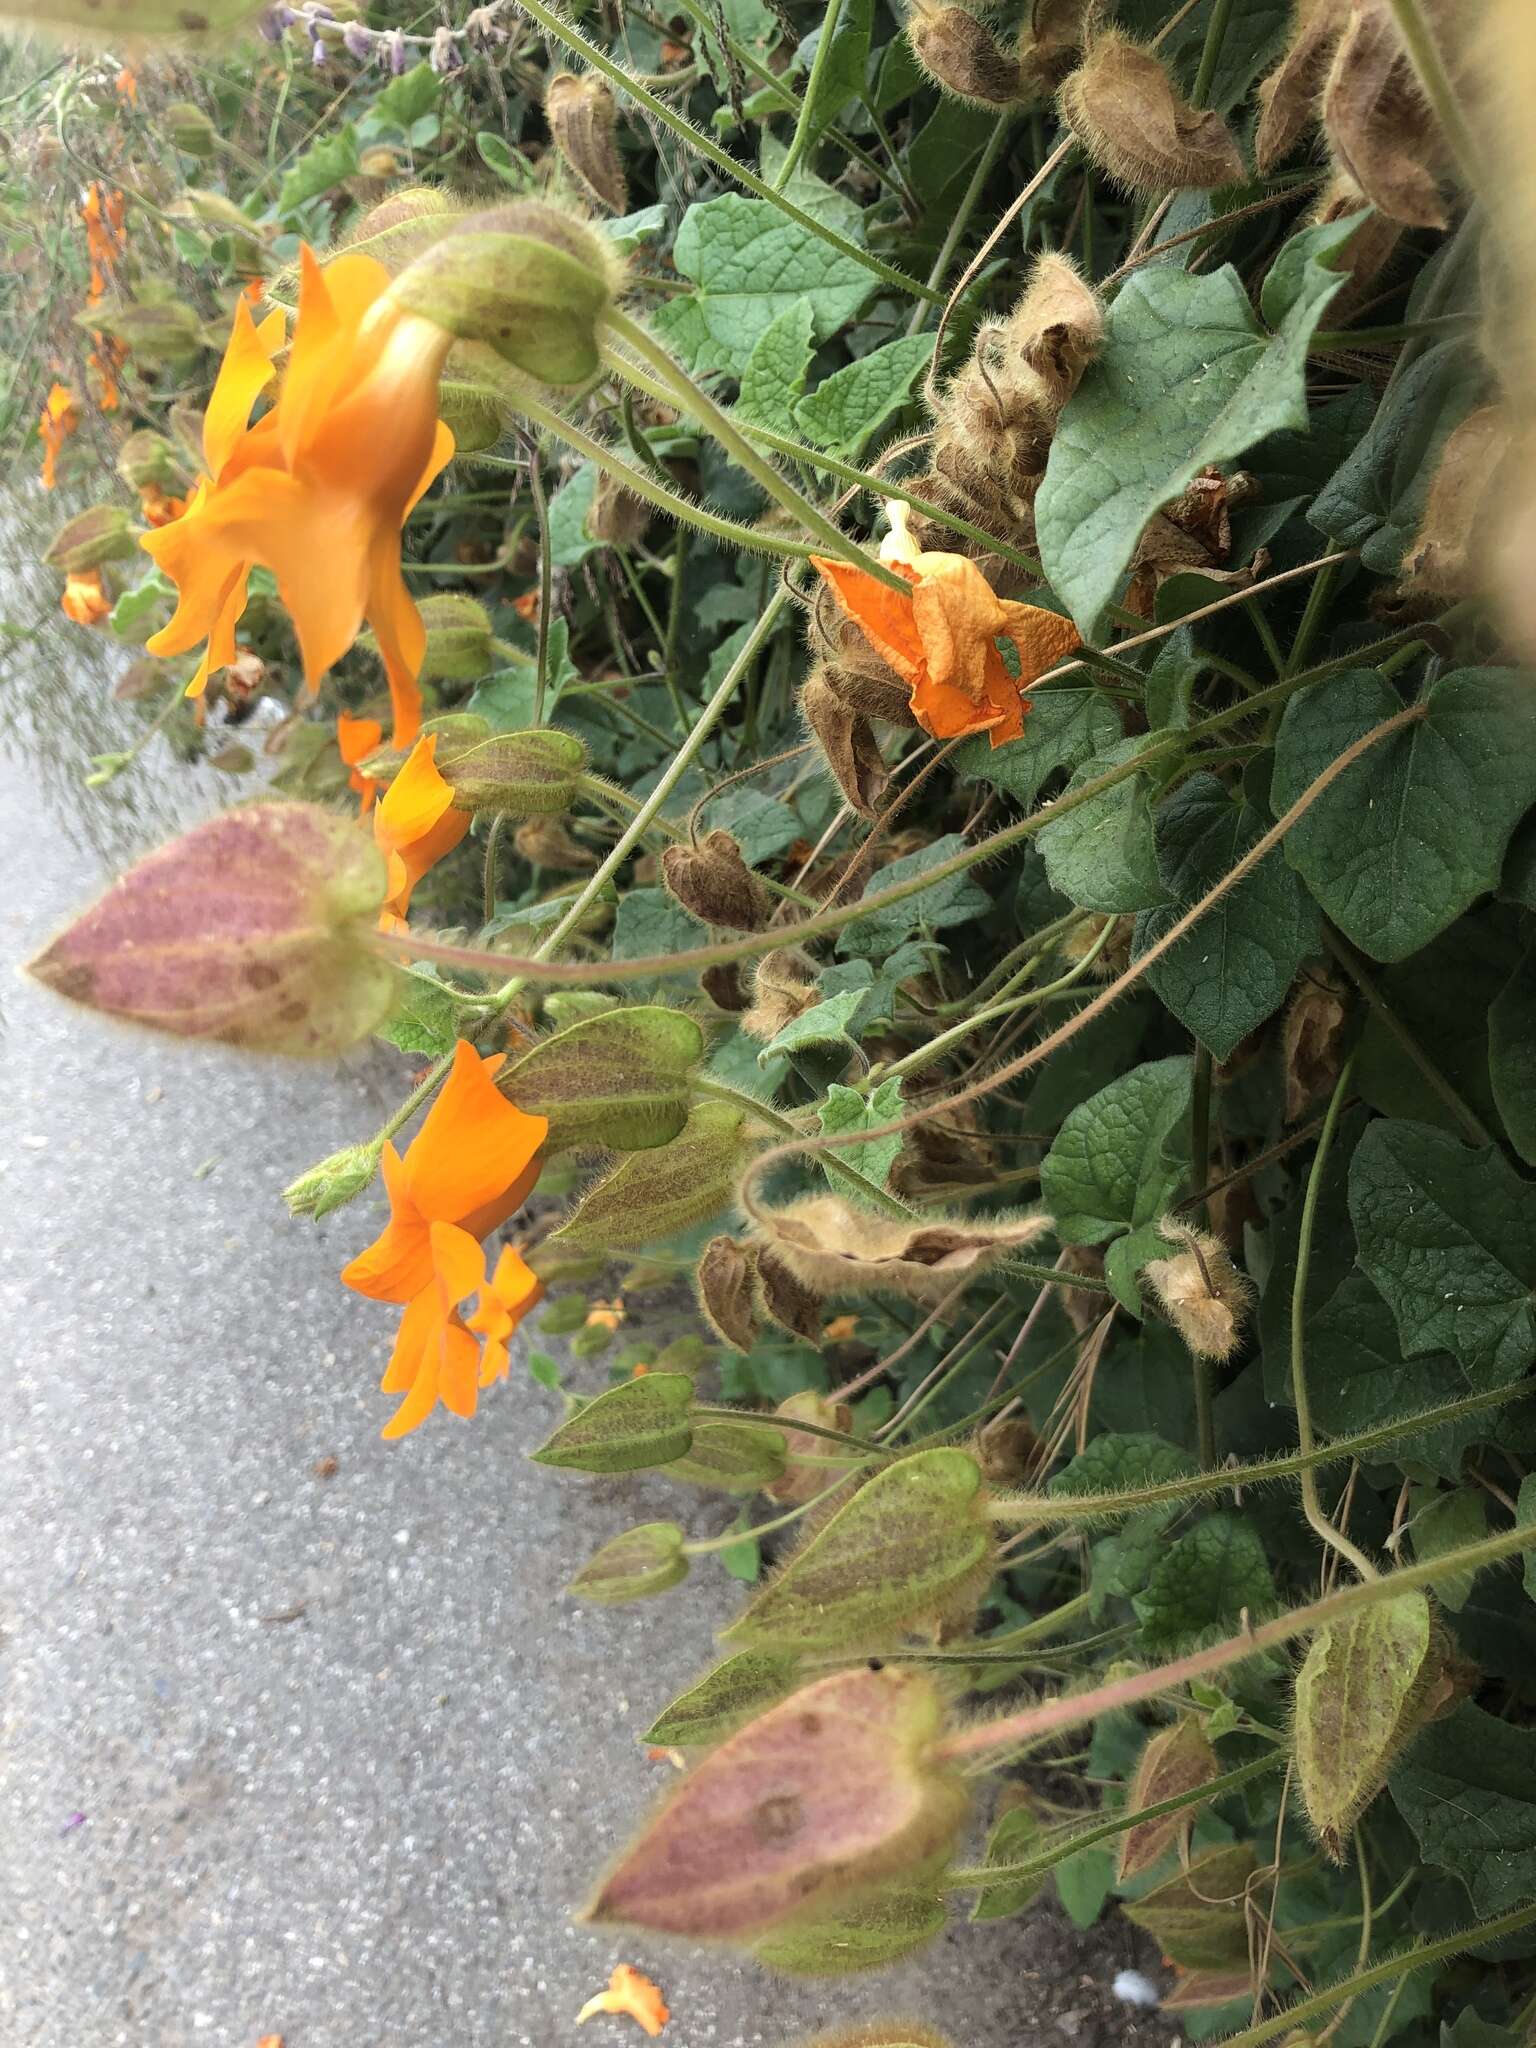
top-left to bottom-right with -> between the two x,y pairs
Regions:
44,503 -> 140,573
115,429 -> 186,492
388,200 -> 618,386
165,100 -> 217,157
568,1522 -> 689,1605
283,1142 -> 381,1218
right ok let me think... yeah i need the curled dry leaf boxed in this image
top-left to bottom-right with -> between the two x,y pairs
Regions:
755,1193 -> 1054,1306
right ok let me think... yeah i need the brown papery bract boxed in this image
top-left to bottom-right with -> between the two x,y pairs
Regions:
1142,1220 -> 1254,1362
801,667 -> 892,821
754,1193 -> 1054,1307
662,828 -> 774,932
908,2 -> 1022,108
1255,0 -> 1349,172
546,71 -> 628,213
1321,0 -> 1449,229
741,949 -> 822,1043
1059,32 -> 1245,195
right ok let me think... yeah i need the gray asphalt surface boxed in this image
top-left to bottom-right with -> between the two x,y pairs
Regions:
0,735 -> 1154,2048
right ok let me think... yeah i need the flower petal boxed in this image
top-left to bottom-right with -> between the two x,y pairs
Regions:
202,295 -> 285,481
405,1041 -> 548,1227
429,1219 -> 486,1313
339,1143 -> 432,1301
811,555 -> 925,688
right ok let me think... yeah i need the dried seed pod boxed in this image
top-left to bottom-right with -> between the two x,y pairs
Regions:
1143,1220 -> 1254,1361
808,586 -> 918,723
585,467 -> 652,547
755,1193 -> 1054,1308
1307,173 -> 1405,322
1057,1240 -> 1108,1333
662,829 -> 773,931
545,71 -> 628,213
513,817 -> 598,869
701,960 -> 750,1012
930,342 -> 1057,535
1006,250 -> 1104,408
1321,1 -> 1448,229
757,1246 -> 827,1344
696,1234 -> 761,1351
909,1 -> 1022,107
1282,967 -> 1350,1121
1398,405 -> 1510,600
1017,0 -> 1097,100
1059,32 -> 1246,195
1293,1591 -> 1436,1859
1255,0 -> 1349,172
973,1414 -> 1041,1486
802,666 -> 891,820
741,950 -> 822,1043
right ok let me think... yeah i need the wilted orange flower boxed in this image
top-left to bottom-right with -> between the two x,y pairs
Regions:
467,1241 -> 544,1385
812,503 -> 1081,747
341,1039 -> 548,1438
81,182 -> 126,306
586,1297 -> 626,1332
138,482 -> 186,528
371,732 -> 470,926
336,709 -> 385,812
61,567 -> 111,626
140,245 -> 455,747
39,382 -> 79,489
512,590 -> 540,622
576,1964 -> 670,2037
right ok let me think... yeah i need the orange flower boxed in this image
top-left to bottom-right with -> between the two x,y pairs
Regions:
371,732 -> 470,926
811,503 -> 1081,748
138,482 -> 187,528
467,1242 -> 544,1385
61,567 -> 111,626
337,709 -> 385,812
342,1040 -> 547,1309
114,66 -> 138,105
39,382 -> 79,489
576,1965 -> 670,2038
89,331 -> 128,413
140,245 -> 455,747
341,1039 -> 548,1438
512,590 -> 540,622
242,277 -> 266,307
81,182 -> 125,306
586,1297 -> 625,1332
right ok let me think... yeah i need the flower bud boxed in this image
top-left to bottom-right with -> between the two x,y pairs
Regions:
401,592 -> 495,682
568,1522 -> 690,1604
165,100 -> 217,157
43,503 -> 138,573
435,381 -> 503,453
552,1101 -> 750,1252
170,189 -> 268,257
1142,1220 -> 1253,1361
695,1234 -> 761,1351
1293,1591 -> 1436,1860
908,2 -> 1021,107
350,184 -> 466,270
751,1884 -> 947,1973
28,802 -> 397,1056
661,829 -> 772,932
546,71 -> 628,213
802,666 -> 890,820
587,1665 -> 969,1941
88,299 -> 204,370
1060,32 -> 1245,194
389,200 -> 617,386
115,428 -> 186,492
283,1142 -> 380,1218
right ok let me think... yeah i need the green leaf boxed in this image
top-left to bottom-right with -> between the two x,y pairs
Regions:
1409,1485 -> 1489,1612
794,333 -> 935,455
1310,337 -> 1487,574
1521,1475 -> 1536,1606
970,1804 -> 1045,1923
278,127 -> 360,215
1040,1056 -> 1193,1245
1053,1843 -> 1116,1930
954,690 -> 1122,808
1051,1432 -> 1197,1499
500,1005 -> 705,1152
529,1372 -> 695,1472
703,785 -> 801,863
1489,948 -> 1536,1166
724,1447 -> 988,1650
1134,1514 -> 1276,1650
1037,736 -> 1169,914
546,462 -> 604,568
835,832 -> 990,960
377,970 -> 460,1057
1272,668 -> 1536,963
759,988 -> 865,1068
794,0 -> 873,147
610,886 -> 703,993
1132,772 -> 1319,1061
1103,1218 -> 1175,1315
367,61 -> 439,133
736,301 -> 815,437
1349,1118 -> 1536,1380
818,1076 -> 905,1194
641,1649 -> 802,1747
477,130 -> 536,192
652,193 -> 875,378
466,666 -> 538,732
108,567 -> 175,643
1392,1703 -> 1536,1915
1038,237 -> 1350,637
600,203 -> 669,255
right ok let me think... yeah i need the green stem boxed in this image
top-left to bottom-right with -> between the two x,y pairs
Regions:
946,1753 -> 1282,1888
482,811 -> 508,924
985,1376 -> 1530,1526
1286,539 -> 1342,674
690,1401 -> 888,1456
1191,0 -> 1237,107
1292,1053 -> 1380,1581
507,0 -> 942,304
936,1519 -> 1536,1762
525,434 -> 554,726
598,309 -> 907,588
773,0 -> 844,188
1381,0 -> 1485,199
1219,1903 -> 1536,2048
1189,1043 -> 1217,1469
905,112 -> 1013,338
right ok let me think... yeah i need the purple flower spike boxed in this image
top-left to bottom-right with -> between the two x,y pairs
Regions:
387,28 -> 408,73
342,21 -> 374,60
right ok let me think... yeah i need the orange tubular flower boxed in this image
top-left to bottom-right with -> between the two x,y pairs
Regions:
341,1040 -> 548,1438
39,382 -> 79,489
576,1965 -> 670,2038
61,567 -> 111,626
115,66 -> 138,105
812,503 -> 1082,748
468,1243 -> 544,1386
138,482 -> 187,528
336,709 -> 385,812
371,732 -> 470,925
140,245 -> 456,747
